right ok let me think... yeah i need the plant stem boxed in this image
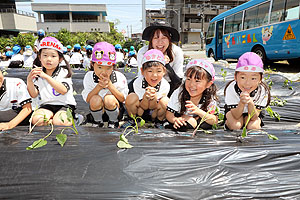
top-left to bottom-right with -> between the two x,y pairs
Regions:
60,127 -> 77,135
124,129 -> 135,137
42,122 -> 54,140
192,107 -> 213,136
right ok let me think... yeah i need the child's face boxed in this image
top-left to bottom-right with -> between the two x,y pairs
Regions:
235,72 -> 262,93
93,62 -> 113,78
0,71 -> 3,88
141,64 -> 166,87
185,72 -> 212,98
40,49 -> 61,71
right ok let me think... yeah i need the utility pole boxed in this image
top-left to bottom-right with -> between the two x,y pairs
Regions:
142,0 -> 146,31
201,3 -> 205,50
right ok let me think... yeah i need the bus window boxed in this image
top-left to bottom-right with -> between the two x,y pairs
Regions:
233,12 -> 243,32
225,12 -> 242,34
207,23 -> 215,38
257,2 -> 270,26
270,0 -> 285,24
285,0 -> 300,21
244,6 -> 258,29
225,15 -> 234,34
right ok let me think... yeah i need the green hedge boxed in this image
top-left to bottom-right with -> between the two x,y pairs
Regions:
1,24 -> 144,52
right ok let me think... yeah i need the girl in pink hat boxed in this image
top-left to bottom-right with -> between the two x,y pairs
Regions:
27,36 -> 76,126
122,49 -> 170,129
166,59 -> 218,131
224,52 -> 271,130
82,42 -> 128,128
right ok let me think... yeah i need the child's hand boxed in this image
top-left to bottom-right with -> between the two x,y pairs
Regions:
0,123 -> 12,131
29,67 -> 47,79
240,91 -> 251,104
173,117 -> 187,129
185,100 -> 201,116
145,86 -> 156,100
98,73 -> 110,88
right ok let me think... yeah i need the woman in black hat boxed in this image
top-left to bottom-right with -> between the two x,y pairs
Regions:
136,21 -> 184,97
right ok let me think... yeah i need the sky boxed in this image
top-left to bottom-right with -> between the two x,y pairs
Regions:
16,0 -> 165,35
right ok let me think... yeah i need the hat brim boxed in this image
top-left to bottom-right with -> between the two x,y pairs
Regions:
235,65 -> 264,73
142,25 -> 180,42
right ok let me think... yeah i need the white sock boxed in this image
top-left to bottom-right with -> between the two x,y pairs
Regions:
105,107 -> 119,122
91,109 -> 103,122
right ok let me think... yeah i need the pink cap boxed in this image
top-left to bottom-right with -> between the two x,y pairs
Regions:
39,37 -> 63,53
186,59 -> 215,82
142,49 -> 166,66
236,52 -> 264,73
92,42 -> 116,66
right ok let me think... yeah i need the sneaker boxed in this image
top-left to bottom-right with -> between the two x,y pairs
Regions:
92,121 -> 104,128
75,114 -> 85,126
107,121 -> 119,129
154,120 -> 165,129
120,119 -> 135,129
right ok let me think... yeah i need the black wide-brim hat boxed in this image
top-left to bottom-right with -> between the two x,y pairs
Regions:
142,21 -> 180,42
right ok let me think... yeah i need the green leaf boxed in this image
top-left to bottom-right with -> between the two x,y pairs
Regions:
26,139 -> 47,150
268,134 -> 278,140
56,133 -> 67,147
66,108 -> 73,122
117,140 -> 133,149
140,119 -> 145,127
218,113 -> 224,121
212,124 -> 218,130
242,127 -> 247,138
59,113 -> 65,123
119,134 -> 129,144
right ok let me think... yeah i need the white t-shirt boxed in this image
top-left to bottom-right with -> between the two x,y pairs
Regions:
224,81 -> 269,113
128,57 -> 138,67
0,60 -> 11,68
69,52 -> 83,65
0,77 -> 32,112
137,44 -> 184,80
60,54 -> 71,67
82,55 -> 91,69
11,53 -> 24,62
34,39 -> 40,51
132,76 -> 170,100
82,71 -> 129,103
33,66 -> 76,106
167,87 -> 218,116
116,51 -> 124,63
23,55 -> 34,68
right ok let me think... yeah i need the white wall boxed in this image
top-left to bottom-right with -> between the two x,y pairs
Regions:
1,13 -> 36,31
37,21 -> 110,33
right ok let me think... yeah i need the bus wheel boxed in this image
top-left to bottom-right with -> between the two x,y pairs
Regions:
288,59 -> 300,66
253,46 -> 267,62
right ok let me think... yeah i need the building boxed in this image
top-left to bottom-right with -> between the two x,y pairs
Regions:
0,0 -> 37,37
164,0 -> 249,45
31,3 -> 110,33
146,9 -> 166,27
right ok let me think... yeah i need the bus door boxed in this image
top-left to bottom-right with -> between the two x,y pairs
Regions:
216,20 -> 224,59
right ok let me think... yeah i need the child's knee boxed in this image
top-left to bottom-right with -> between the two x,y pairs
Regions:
126,93 -> 138,103
125,93 -> 139,108
103,95 -> 118,110
90,95 -> 103,111
52,111 -> 72,126
31,109 -> 51,126
247,119 -> 261,130
187,117 -> 197,128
